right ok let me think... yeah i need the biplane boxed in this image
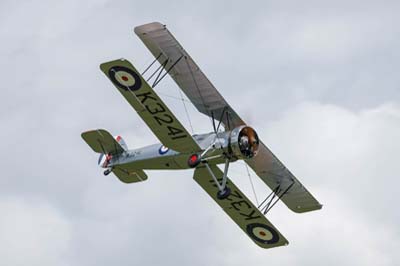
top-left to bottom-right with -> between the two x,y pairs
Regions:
82,22 -> 322,249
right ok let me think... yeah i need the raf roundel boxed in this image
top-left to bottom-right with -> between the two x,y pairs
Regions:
246,223 -> 279,245
109,66 -> 142,91
158,145 -> 169,155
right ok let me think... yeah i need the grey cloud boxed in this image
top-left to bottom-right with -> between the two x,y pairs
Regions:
1,0 -> 400,265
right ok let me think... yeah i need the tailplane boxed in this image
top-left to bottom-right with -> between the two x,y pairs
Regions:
112,167 -> 148,183
81,129 -> 147,183
81,129 -> 126,155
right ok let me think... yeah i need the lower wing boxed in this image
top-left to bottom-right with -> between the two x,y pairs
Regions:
193,165 -> 288,249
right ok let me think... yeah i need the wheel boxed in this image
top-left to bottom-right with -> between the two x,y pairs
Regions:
217,186 -> 231,199
103,169 -> 112,176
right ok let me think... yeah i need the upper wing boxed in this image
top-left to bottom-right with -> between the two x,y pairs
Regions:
246,141 -> 323,213
134,22 -> 245,130
134,22 -> 322,213
193,165 -> 288,249
81,129 -> 125,155
100,58 -> 201,154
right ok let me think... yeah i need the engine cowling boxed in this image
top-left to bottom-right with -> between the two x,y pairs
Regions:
228,126 -> 260,159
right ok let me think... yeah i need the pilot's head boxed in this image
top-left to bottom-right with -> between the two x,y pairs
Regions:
240,135 -> 249,148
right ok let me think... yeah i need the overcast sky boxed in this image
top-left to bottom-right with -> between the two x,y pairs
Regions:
1,0 -> 400,265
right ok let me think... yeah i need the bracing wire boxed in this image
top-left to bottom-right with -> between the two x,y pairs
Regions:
244,163 -> 259,206
157,92 -> 192,103
177,88 -> 195,134
183,57 -> 215,128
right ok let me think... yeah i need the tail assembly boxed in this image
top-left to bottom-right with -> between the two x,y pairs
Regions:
81,129 -> 147,183
115,135 -> 128,150
81,129 -> 126,155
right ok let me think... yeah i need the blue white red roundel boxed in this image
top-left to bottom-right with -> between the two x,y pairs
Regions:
108,66 -> 142,91
159,145 -> 169,155
246,223 -> 279,244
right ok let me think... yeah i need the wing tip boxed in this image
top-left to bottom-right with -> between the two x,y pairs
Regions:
99,58 -> 128,72
254,239 -> 289,249
290,203 -> 323,213
81,129 -> 97,139
134,22 -> 165,36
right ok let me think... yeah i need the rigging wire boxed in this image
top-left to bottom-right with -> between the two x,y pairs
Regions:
183,57 -> 215,128
177,87 -> 195,134
151,91 -> 191,103
244,163 -> 259,206
140,57 -> 264,209
141,55 -> 197,135
226,162 -> 260,206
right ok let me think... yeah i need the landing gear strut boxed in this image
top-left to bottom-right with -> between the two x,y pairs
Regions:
205,158 -> 231,199
187,137 -> 231,199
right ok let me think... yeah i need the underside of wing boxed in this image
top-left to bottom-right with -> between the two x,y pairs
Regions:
134,22 -> 245,130
246,141 -> 323,213
193,165 -> 288,249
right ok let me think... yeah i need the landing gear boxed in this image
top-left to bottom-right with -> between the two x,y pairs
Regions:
103,168 -> 112,176
217,186 -> 231,199
205,158 -> 231,199
187,139 -> 232,199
